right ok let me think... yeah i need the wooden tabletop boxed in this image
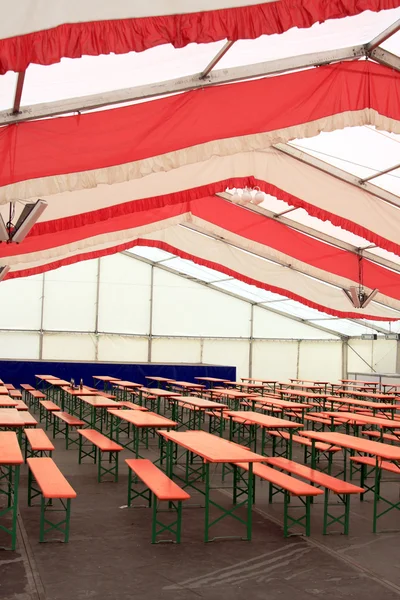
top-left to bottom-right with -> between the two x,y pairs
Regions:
194,377 -> 231,383
210,389 -> 257,399
227,410 -> 303,429
290,379 -> 330,384
241,378 -> 278,384
322,411 -> 400,429
158,430 -> 266,463
139,387 -> 181,397
277,389 -> 329,399
0,385 -> 11,395
299,430 -> 400,460
172,396 -> 228,410
48,379 -> 71,386
62,387 -> 99,396
326,396 -> 398,410
336,389 -> 396,400
145,376 -> 176,383
341,379 -> 378,385
93,376 -> 121,382
78,395 -> 121,408
256,397 -> 313,410
35,375 -> 58,380
0,409 -> 25,426
107,409 -> 177,428
0,396 -> 18,408
0,432 -> 24,465
113,381 -> 142,389
172,381 -> 205,389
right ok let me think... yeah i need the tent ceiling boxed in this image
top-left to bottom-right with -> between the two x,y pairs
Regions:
1,2 -> 400,326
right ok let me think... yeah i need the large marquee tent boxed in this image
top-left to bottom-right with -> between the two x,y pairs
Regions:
1,0 -> 400,333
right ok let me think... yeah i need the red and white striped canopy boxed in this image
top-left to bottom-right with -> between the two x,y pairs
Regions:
1,2 -> 400,321
0,0 -> 397,74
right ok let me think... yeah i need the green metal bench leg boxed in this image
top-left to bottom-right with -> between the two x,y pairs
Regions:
39,497 -> 72,543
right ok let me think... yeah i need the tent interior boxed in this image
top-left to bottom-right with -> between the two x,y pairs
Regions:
1,4 -> 400,379
3,4 -> 400,598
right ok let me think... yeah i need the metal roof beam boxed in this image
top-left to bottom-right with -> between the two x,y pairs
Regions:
351,319 -> 391,335
0,44 -> 366,126
360,161 -> 400,183
122,251 -> 344,339
12,71 -> 25,114
217,190 -> 400,276
274,143 -> 400,209
369,47 -> 400,73
200,40 -> 235,79
180,221 -> 373,301
366,18 -> 400,52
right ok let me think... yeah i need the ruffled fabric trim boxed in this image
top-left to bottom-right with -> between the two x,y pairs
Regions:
8,237 -> 397,321
1,1 -> 399,73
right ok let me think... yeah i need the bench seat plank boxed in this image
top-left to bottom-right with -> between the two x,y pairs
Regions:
126,458 -> 190,501
362,431 -> 400,443
265,457 -> 364,494
235,462 -> 323,497
24,429 -> 55,452
29,390 -> 47,399
53,412 -> 85,426
27,457 -> 76,498
115,401 -> 147,411
39,400 -> 60,411
77,429 -> 122,452
350,456 -> 400,474
269,431 -> 340,452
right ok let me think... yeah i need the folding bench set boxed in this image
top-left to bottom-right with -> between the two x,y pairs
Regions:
2,376 -> 400,551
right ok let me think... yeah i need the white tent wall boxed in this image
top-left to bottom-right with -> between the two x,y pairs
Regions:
347,339 -> 398,374
251,340 -> 299,381
98,254 -> 151,335
42,261 -> 97,332
97,335 -> 149,362
252,306 -> 336,340
298,340 -> 343,382
152,269 -> 252,338
151,338 -> 202,363
42,332 -> 97,361
0,251 -> 397,381
0,331 -> 40,359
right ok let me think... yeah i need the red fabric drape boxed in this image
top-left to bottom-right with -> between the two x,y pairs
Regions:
1,1 -> 399,74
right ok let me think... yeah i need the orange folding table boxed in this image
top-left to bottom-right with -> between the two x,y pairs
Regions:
108,409 -> 177,457
158,429 -> 265,542
299,429 -> 400,532
226,410 -> 303,457
75,395 -> 121,431
138,387 -> 181,414
92,375 -> 121,391
168,395 -> 228,432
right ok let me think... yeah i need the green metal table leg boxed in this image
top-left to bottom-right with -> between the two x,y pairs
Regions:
204,462 -> 210,542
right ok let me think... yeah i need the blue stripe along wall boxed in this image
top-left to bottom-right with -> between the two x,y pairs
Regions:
0,360 -> 236,388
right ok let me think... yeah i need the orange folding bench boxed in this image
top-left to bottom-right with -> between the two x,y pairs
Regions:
24,428 -> 55,459
27,457 -> 76,543
235,461 -> 323,536
77,429 -> 122,482
269,430 -> 340,468
39,400 -> 60,429
265,456 -> 364,534
126,458 -> 190,543
52,412 -> 85,449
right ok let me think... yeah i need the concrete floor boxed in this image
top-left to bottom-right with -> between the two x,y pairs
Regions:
1,422 -> 400,600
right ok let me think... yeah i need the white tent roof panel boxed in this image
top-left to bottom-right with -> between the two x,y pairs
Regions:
1,2 -> 400,328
